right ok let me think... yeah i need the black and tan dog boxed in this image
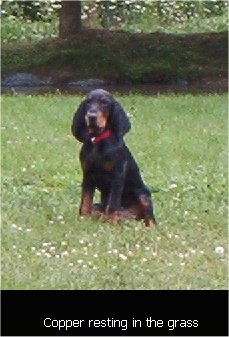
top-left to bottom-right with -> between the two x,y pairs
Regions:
71,89 -> 157,227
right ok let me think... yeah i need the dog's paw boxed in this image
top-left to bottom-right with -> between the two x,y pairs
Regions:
145,219 -> 157,228
105,211 -> 122,225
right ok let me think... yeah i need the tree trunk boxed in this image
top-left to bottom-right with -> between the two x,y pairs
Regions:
59,1 -> 82,38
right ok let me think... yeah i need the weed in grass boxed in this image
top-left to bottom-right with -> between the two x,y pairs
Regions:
1,93 -> 228,289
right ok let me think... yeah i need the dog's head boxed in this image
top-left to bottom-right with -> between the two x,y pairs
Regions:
71,89 -> 131,142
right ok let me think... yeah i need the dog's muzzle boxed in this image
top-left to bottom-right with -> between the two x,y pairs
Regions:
85,110 -> 98,128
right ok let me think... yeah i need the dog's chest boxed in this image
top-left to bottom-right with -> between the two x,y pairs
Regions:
81,144 -> 115,173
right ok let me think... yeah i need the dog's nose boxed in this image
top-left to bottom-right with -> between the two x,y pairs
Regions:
86,110 -> 97,126
87,110 -> 97,118
88,109 -> 97,115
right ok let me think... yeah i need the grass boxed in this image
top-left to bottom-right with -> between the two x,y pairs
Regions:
1,93 -> 228,290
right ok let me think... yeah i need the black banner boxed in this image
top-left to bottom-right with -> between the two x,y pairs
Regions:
1,290 -> 228,336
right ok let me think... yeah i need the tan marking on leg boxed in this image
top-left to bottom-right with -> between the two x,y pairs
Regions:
80,193 -> 93,215
139,194 -> 157,228
145,219 -> 157,228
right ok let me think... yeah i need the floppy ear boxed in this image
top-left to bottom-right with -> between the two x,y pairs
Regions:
71,101 -> 87,142
109,100 -> 131,138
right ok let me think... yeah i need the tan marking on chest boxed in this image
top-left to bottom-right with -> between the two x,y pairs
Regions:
102,161 -> 115,171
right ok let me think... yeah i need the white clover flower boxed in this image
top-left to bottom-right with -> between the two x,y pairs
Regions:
178,253 -> 185,258
169,183 -> 177,189
45,253 -> 52,258
215,246 -> 224,255
61,251 -> 69,257
119,254 -> 127,260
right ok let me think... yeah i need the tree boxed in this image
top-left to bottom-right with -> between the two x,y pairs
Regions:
59,0 -> 81,38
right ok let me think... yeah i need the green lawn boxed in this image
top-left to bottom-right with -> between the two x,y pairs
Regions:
1,93 -> 228,289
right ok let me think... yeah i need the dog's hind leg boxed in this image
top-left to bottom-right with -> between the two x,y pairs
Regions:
138,193 -> 158,228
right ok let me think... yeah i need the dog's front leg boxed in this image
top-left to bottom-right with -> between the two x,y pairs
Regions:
105,169 -> 126,223
80,176 -> 95,216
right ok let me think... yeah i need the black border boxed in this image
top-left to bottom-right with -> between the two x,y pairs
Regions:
1,290 -> 228,336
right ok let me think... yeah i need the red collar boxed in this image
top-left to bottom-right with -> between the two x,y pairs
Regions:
91,129 -> 113,143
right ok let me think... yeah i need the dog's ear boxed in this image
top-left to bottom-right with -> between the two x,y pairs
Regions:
109,100 -> 131,138
71,101 -> 87,142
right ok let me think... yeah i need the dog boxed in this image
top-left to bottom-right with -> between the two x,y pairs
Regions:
71,89 -> 157,227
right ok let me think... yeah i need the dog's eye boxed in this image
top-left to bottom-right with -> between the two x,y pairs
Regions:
100,98 -> 109,105
85,100 -> 92,108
